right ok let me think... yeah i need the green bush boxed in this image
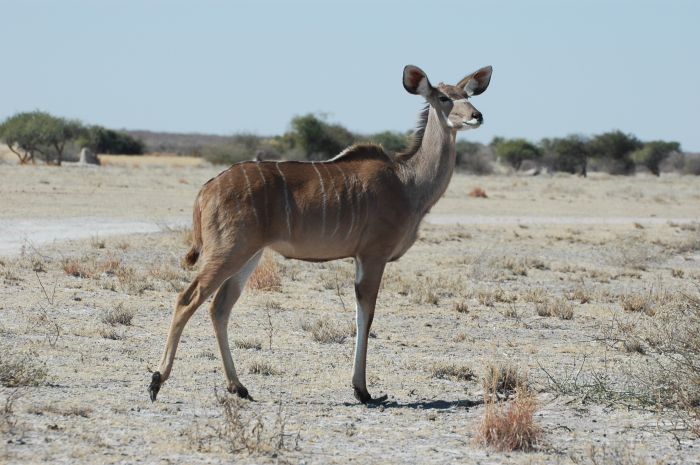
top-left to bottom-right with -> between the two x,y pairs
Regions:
588,130 -> 642,175
200,133 -> 283,165
0,111 -> 83,165
288,113 -> 356,160
683,154 -> 700,175
540,135 -> 589,175
80,126 -> 144,155
632,140 -> 681,176
456,140 -> 493,174
366,130 -> 409,154
494,138 -> 542,170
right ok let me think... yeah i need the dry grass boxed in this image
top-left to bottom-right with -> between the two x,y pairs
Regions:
568,283 -> 591,304
410,277 -> 440,305
27,402 -> 92,418
62,253 -> 121,278
99,327 -> 125,340
620,292 -> 654,316
247,358 -> 279,376
579,444 -> 663,465
247,254 -> 281,292
637,293 -> 700,434
301,318 -> 351,344
522,287 -> 547,304
612,240 -> 659,271
453,301 -> 469,314
535,297 -> 574,320
1,387 -> 25,434
0,351 -> 47,387
475,388 -> 541,452
115,265 -> 153,294
475,288 -> 516,306
148,263 -> 188,286
483,364 -> 527,402
234,338 -> 263,351
215,391 -> 292,456
429,362 -> 476,381
102,303 -> 134,326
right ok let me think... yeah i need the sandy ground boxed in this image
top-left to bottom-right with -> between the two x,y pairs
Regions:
1,159 -> 699,464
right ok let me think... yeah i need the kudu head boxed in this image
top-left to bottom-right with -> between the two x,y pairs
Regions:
402,65 -> 492,131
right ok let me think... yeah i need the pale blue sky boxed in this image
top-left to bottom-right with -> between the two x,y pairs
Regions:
2,0 -> 699,150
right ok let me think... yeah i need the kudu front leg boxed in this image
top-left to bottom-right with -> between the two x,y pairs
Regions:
352,257 -> 387,404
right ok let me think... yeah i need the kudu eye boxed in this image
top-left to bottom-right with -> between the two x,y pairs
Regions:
438,96 -> 451,103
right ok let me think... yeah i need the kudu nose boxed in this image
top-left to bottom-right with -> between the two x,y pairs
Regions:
472,111 -> 483,122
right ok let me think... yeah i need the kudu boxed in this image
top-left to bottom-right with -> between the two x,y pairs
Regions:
149,64 -> 493,403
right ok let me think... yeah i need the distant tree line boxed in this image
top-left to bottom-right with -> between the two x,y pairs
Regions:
2,111 -> 696,175
190,113 -> 693,176
0,111 -> 144,165
492,131 -> 685,176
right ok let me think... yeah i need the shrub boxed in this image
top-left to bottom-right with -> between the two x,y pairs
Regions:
80,125 -> 144,155
430,362 -> 475,381
366,130 -> 409,154
200,134 -> 271,165
288,113 -> 356,160
0,351 -> 48,387
540,135 -> 589,175
683,153 -> 700,175
588,130 -> 642,175
0,111 -> 83,165
493,138 -> 542,171
631,140 -> 681,176
102,303 -> 134,326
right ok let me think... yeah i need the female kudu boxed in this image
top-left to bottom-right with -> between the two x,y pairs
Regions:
149,64 -> 492,404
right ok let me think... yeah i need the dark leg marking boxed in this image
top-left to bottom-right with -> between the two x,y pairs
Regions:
353,386 -> 388,405
228,384 -> 254,401
149,371 -> 162,402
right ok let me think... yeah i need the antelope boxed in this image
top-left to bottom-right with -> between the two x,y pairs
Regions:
148,64 -> 493,404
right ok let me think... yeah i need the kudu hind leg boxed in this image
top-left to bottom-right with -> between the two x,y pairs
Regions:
209,251 -> 262,399
149,253 -> 253,401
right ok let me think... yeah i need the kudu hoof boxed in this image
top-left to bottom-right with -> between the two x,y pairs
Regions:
353,386 -> 388,405
149,372 -> 162,402
228,384 -> 253,401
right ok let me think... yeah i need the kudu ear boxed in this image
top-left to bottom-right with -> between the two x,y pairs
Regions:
403,65 -> 434,98
457,66 -> 493,96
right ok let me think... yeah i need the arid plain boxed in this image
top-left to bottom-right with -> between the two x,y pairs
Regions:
1,156 -> 699,464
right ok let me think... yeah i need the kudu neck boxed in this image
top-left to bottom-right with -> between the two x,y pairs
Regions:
397,106 -> 457,216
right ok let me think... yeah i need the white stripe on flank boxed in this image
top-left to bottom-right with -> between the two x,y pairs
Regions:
254,162 -> 268,225
343,173 -> 357,241
275,162 -> 292,238
241,165 -> 259,224
322,163 -> 342,238
312,162 -> 327,237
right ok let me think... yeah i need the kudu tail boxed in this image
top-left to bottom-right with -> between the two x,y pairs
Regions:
183,194 -> 203,267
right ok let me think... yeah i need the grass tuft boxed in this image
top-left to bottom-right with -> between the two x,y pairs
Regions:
0,351 -> 48,387
430,362 -> 476,381
475,388 -> 541,452
102,303 -> 134,326
248,254 -> 282,292
301,318 -> 351,344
